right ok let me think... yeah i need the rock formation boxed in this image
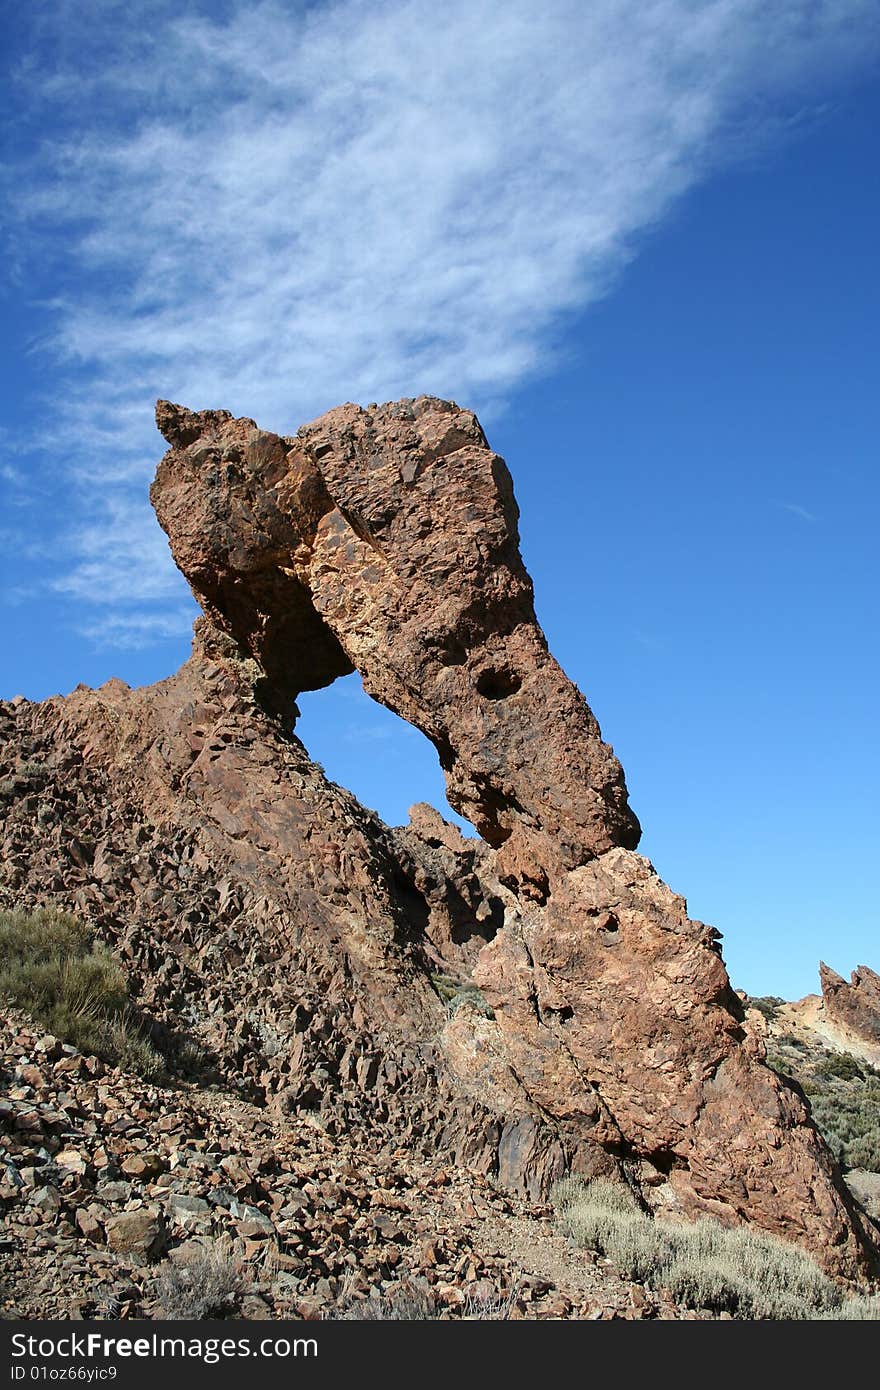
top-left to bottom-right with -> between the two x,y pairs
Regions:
2,395 -> 877,1281
746,965 -> 880,1076
821,964 -> 880,1050
150,396 -> 639,893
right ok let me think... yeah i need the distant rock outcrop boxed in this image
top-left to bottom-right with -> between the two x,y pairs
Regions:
821,963 -> 880,1050
1,395 -> 876,1280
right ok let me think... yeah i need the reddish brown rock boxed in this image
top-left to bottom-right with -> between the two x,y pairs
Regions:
150,397 -> 639,893
150,395 -> 876,1274
0,395 -> 876,1283
820,963 -> 880,1047
105,1210 -> 166,1261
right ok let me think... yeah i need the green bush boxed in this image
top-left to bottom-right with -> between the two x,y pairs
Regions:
747,996 -> 784,1023
552,1178 -> 852,1320
0,907 -> 161,1078
810,1079 -> 880,1172
816,1052 -> 867,1083
764,1034 -> 880,1175
845,1127 -> 880,1171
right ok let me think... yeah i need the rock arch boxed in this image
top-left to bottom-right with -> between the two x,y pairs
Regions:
145,394 -> 880,1276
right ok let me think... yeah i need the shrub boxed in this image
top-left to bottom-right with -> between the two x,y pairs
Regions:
747,996 -> 784,1023
0,908 -> 161,1078
830,1294 -> 880,1320
810,1082 -> 880,1173
431,971 -> 494,1019
552,1177 -> 845,1319
765,1035 -> 880,1174
151,1241 -> 246,1320
664,1224 -> 836,1319
462,1284 -> 521,1319
845,1127 -> 880,1171
551,1175 -> 639,1215
551,1177 -> 669,1284
764,1050 -> 791,1077
336,1279 -> 437,1320
816,1052 -> 866,1083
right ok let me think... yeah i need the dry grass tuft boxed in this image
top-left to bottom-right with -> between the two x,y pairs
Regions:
0,907 -> 162,1078
150,1240 -> 248,1320
551,1177 -> 875,1320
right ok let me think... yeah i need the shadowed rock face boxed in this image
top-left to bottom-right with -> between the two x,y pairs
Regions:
0,394 -> 875,1280
821,963 -> 880,1047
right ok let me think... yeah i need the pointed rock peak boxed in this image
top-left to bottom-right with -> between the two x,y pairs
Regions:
821,959 -> 880,1048
819,960 -> 846,989
855,964 -> 880,986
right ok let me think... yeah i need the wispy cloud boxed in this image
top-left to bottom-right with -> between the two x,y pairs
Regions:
5,0 -> 878,643
0,527 -> 57,566
343,725 -> 395,745
50,498 -> 189,607
780,502 -> 817,523
78,608 -> 197,651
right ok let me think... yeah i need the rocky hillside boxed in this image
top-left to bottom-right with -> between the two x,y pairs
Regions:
745,964 -> 880,1225
0,1006 -> 726,1321
2,395 -> 878,1317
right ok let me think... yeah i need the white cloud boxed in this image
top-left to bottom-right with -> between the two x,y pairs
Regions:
51,498 -> 197,607
6,0 -> 879,642
342,721 -> 419,744
78,608 -> 197,650
780,502 -> 817,522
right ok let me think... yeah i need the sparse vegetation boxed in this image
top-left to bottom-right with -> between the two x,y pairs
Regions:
462,1284 -> 520,1319
0,907 -> 162,1078
551,1177 -> 878,1320
747,995 -> 784,1024
431,971 -> 494,1019
332,1277 -> 521,1320
150,1240 -> 247,1320
763,1029 -> 880,1175
811,1083 -> 880,1172
830,1294 -> 880,1319
334,1278 -> 438,1320
815,1050 -> 868,1083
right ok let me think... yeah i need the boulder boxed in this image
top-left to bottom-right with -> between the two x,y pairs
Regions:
104,1210 -> 166,1261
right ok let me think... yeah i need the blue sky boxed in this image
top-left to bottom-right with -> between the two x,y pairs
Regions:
1,1 -> 878,999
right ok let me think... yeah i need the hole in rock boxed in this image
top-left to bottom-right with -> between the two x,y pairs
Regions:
595,912 -> 619,937
295,672 -> 479,838
475,667 -> 522,700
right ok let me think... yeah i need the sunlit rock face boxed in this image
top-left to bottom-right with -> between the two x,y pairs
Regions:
152,395 -> 640,888
821,962 -> 880,1050
0,395 -> 874,1281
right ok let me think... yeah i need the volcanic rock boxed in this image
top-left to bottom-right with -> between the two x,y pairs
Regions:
105,1211 -> 166,1261
150,397 -> 640,891
1,394 -> 877,1284
820,963 -> 880,1050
